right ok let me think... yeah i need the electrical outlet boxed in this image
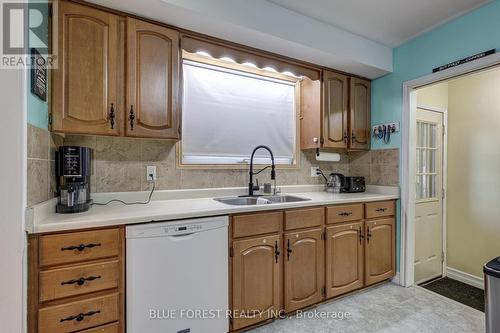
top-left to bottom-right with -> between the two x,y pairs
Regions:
146,165 -> 157,181
311,166 -> 320,177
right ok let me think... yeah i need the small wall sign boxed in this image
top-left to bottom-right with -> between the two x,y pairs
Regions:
433,49 -> 496,73
31,48 -> 47,101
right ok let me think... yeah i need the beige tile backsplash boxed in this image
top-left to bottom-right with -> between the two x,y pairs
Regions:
27,126 -> 399,206
349,149 -> 399,186
27,124 -> 63,206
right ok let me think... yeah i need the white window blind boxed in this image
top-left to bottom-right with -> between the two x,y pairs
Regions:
181,60 -> 296,165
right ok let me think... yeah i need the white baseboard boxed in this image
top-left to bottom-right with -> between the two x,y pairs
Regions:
391,272 -> 401,286
446,267 -> 484,290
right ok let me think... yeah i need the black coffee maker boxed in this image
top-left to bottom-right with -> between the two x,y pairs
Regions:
56,146 -> 92,213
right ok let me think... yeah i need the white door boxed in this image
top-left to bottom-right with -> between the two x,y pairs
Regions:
414,108 -> 444,284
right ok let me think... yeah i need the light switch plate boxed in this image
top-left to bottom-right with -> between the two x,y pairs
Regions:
146,165 -> 157,181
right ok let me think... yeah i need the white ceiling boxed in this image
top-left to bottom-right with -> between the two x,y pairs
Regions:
87,0 -> 491,78
268,0 -> 491,47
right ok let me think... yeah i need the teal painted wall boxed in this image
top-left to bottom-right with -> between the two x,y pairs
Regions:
372,0 -> 500,272
372,0 -> 500,150
27,0 -> 49,129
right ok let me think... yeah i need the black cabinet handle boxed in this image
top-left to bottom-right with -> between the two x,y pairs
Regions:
61,275 -> 101,286
376,208 -> 388,212
60,243 -> 101,252
274,241 -> 280,263
60,310 -> 101,323
358,227 -> 364,244
286,239 -> 292,261
129,105 -> 135,130
338,212 -> 352,216
109,103 -> 115,129
367,227 -> 372,243
352,130 -> 366,144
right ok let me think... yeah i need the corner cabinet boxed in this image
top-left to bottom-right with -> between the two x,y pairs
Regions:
51,4 -> 180,140
300,71 -> 371,151
126,18 -> 180,139
52,2 -> 122,135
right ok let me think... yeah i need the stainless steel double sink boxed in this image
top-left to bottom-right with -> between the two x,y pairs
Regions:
214,195 -> 310,206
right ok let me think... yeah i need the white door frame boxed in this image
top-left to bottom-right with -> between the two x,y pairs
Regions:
400,52 -> 500,287
415,104 -> 448,282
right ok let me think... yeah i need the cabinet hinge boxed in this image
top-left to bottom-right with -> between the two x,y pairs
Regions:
442,125 -> 445,136
48,113 -> 53,125
442,189 -> 445,199
320,137 -> 324,145
321,231 -> 326,240
441,251 -> 445,263
322,286 -> 326,295
229,246 -> 233,258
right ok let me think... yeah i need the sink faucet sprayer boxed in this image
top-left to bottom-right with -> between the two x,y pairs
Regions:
248,145 -> 276,196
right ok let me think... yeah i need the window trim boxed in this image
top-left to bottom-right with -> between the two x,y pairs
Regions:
177,53 -> 301,170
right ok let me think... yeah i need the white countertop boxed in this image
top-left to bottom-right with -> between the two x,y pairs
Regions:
26,185 -> 399,234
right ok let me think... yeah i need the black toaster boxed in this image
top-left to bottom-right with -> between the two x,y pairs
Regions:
342,176 -> 366,193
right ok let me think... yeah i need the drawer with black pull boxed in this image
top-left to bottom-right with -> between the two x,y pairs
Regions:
39,259 -> 120,302
38,292 -> 119,333
39,229 -> 120,267
326,204 -> 364,224
365,200 -> 395,219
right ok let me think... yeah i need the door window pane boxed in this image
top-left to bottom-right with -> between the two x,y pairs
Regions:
416,121 -> 439,201
428,124 -> 437,148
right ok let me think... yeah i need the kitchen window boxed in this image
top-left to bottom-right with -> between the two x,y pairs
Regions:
180,57 -> 299,167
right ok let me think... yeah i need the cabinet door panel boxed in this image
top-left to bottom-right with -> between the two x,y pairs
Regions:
52,2 -> 120,135
232,234 -> 281,330
349,78 -> 371,150
365,218 -> 395,285
126,18 -> 180,139
326,222 -> 364,298
284,228 -> 324,312
300,78 -> 322,149
323,71 -> 348,148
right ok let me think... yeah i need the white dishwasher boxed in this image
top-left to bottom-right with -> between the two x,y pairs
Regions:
126,216 -> 229,333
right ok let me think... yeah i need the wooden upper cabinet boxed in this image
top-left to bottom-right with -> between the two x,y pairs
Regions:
349,77 -> 371,150
300,77 -> 322,149
322,71 -> 348,148
284,228 -> 324,313
126,18 -> 180,139
232,234 -> 281,330
364,218 -> 395,286
52,2 -> 121,135
326,222 -> 364,298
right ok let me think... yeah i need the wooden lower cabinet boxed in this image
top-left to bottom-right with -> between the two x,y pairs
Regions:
364,218 -> 396,285
28,227 -> 125,333
232,234 -> 281,330
284,228 -> 324,312
326,221 -> 364,298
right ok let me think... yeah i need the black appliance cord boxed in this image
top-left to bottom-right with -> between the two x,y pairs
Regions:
92,181 -> 156,206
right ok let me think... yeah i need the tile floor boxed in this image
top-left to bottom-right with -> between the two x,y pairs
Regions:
247,283 -> 484,333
